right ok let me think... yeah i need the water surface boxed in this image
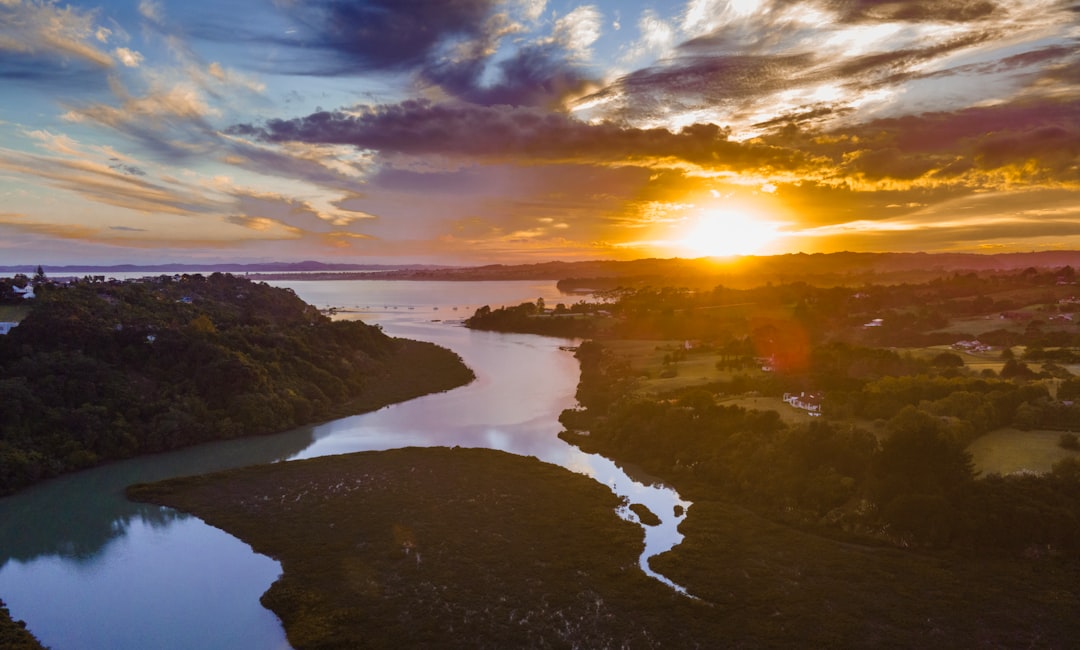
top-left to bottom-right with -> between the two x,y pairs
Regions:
0,280 -> 689,648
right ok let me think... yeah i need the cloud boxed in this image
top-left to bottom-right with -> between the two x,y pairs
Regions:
181,0 -> 596,109
0,144 -> 226,215
574,0 -> 1075,134
0,216 -> 101,241
113,47 -> 144,68
282,0 -> 497,72
230,99 -> 804,171
0,0 -> 115,70
551,5 -> 602,60
619,9 -> 676,65
108,158 -> 147,176
823,0 -> 1001,23
61,75 -> 222,159
821,99 -> 1080,185
137,0 -> 163,25
784,188 -> 1080,253
517,0 -> 547,23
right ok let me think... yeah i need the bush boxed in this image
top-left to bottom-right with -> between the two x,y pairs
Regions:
1059,432 -> 1080,451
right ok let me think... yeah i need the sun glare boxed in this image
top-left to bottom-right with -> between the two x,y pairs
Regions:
680,209 -> 781,257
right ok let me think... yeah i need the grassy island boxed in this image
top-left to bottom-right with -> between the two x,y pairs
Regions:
0,273 -> 474,495
128,446 -> 1080,647
128,447 -> 701,649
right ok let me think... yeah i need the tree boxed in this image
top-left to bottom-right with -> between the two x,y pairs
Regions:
874,407 -> 975,504
930,352 -> 964,369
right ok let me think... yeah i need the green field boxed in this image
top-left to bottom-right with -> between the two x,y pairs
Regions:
968,428 -> 1080,476
603,339 -> 759,395
721,395 -> 824,424
901,344 -> 1009,375
0,305 -> 30,322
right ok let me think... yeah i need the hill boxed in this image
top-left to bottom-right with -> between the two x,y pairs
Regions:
0,273 -> 474,495
246,251 -> 1080,288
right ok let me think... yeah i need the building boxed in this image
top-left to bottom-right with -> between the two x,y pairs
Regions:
783,391 -> 823,415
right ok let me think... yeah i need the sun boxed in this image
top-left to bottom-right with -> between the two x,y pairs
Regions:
679,209 -> 781,257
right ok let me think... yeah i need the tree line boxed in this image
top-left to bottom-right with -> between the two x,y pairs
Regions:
0,273 -> 473,495
561,340 -> 1080,552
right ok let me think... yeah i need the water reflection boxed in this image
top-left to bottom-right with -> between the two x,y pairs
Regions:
0,425 -> 315,566
0,281 -> 691,649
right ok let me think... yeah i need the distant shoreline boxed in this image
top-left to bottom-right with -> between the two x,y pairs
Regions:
10,250 -> 1080,286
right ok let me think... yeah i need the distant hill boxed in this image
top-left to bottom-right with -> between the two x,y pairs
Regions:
0,261 -> 452,274
8,251 -> 1080,287
254,251 -> 1080,288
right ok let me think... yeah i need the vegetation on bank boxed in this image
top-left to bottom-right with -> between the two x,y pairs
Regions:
463,266 -> 1080,551
127,448 -> 700,649
468,265 -> 1080,349
0,273 -> 474,496
128,446 -> 1080,648
562,342 -> 1080,551
0,599 -> 45,650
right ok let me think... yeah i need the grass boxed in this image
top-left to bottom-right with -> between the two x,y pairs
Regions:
652,498 -> 1080,648
899,344 -> 1010,375
603,339 -> 761,395
129,447 -> 1080,649
0,305 -> 30,322
721,395 -> 823,424
129,448 -> 698,649
968,428 -> 1080,476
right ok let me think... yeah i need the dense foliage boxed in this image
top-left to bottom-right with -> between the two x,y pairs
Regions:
562,341 -> 1080,552
130,447 -> 1080,648
128,448 -> 698,649
0,273 -> 473,495
464,299 -> 601,337
526,265 -> 1080,553
0,599 -> 44,650
471,266 -> 1080,350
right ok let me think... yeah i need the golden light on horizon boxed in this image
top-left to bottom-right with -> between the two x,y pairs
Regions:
677,208 -> 782,257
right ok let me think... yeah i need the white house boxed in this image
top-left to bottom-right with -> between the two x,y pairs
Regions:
783,391 -> 823,415
11,285 -> 35,299
0,322 -> 18,335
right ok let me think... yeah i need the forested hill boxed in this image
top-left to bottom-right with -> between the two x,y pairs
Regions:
0,273 -> 474,496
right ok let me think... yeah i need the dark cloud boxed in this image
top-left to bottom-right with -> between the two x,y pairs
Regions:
608,53 -> 818,104
109,225 -> 147,231
844,100 -> 1080,164
770,98 -> 1080,187
282,0 -> 495,72
836,32 -> 994,83
108,159 -> 147,176
231,92 -> 1080,195
819,0 -> 1000,23
184,0 -> 593,108
229,99 -> 805,170
587,29 -> 998,127
423,42 -> 597,110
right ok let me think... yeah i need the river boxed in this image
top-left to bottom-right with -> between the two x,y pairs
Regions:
0,280 -> 689,649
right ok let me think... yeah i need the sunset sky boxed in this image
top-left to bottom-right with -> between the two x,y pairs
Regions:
1,0 -> 1078,266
